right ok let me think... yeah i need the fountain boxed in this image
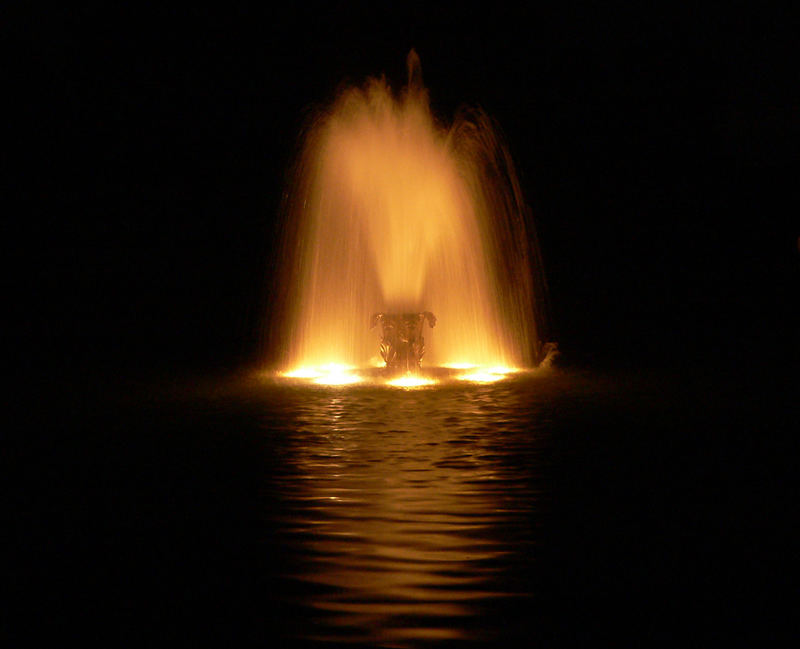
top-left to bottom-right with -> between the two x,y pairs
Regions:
267,51 -> 552,380
370,311 -> 437,374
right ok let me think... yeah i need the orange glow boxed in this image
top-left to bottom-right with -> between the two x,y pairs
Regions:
284,363 -> 362,385
456,371 -> 505,383
485,366 -> 519,375
313,372 -> 362,386
274,51 -> 546,374
281,389 -> 535,645
386,375 -> 436,388
277,364 -> 528,387
455,366 -> 518,383
283,367 -> 323,379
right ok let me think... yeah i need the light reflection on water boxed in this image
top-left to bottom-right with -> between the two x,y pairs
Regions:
31,367 -> 769,644
261,372 -> 565,646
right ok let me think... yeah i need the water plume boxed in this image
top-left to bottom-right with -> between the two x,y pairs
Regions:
267,51 -> 550,372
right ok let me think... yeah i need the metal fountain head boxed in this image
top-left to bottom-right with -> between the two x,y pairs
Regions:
370,311 -> 436,374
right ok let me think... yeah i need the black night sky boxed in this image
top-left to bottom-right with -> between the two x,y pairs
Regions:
19,6 -> 797,376
11,6 -> 798,646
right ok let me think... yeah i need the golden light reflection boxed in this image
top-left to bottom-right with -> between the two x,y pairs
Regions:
284,363 -> 362,385
486,366 -> 519,375
313,372 -> 362,386
385,375 -> 436,388
276,384 -> 540,646
278,363 -> 525,387
455,366 -> 519,383
456,371 -> 505,383
283,366 -> 323,379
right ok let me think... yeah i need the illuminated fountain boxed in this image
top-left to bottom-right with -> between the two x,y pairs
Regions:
268,51 -> 553,384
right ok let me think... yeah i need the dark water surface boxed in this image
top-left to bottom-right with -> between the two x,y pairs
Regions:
11,367 -> 794,646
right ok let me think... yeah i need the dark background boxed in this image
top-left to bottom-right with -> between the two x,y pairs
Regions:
9,6 -> 798,646
17,6 -> 797,377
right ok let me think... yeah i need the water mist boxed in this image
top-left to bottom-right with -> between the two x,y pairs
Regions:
268,51 -> 551,377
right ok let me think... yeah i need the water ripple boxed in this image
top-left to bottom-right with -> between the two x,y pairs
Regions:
253,371 -> 568,645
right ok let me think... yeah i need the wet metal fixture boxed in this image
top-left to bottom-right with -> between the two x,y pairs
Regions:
371,312 -> 436,374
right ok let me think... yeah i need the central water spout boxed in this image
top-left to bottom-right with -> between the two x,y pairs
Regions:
271,51 -> 551,373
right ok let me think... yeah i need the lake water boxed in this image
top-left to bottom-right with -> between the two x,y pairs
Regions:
11,365 -> 792,646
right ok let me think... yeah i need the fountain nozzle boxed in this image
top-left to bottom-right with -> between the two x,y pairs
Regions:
370,312 -> 436,374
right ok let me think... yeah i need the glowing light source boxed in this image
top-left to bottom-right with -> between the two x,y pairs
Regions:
455,366 -> 518,383
313,372 -> 362,386
456,371 -> 504,383
386,375 -> 436,388
485,366 -> 519,375
283,363 -> 362,385
283,367 -> 323,379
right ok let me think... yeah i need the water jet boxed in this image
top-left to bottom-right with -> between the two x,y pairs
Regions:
268,51 -> 553,382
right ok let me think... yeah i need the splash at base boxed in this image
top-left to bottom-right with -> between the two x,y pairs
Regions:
278,365 -> 515,388
275,344 -> 558,389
